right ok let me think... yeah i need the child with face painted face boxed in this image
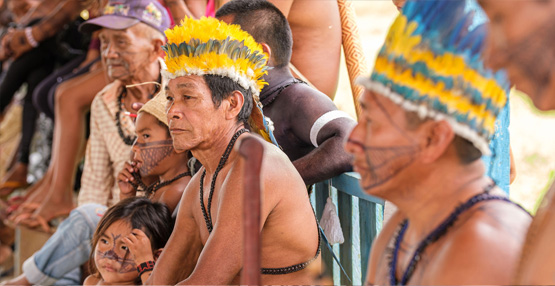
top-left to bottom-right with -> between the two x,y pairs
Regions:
84,197 -> 173,285
117,93 -> 193,213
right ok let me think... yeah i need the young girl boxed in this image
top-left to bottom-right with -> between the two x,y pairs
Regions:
84,197 -> 173,285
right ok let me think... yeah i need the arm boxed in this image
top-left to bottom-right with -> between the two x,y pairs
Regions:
163,0 -> 204,21
77,97 -> 115,206
289,88 -> 356,185
4,0 -> 90,58
145,184 -> 204,285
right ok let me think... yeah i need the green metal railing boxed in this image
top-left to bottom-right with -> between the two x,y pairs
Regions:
311,172 -> 385,285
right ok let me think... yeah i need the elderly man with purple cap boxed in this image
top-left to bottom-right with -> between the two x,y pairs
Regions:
1,1 -> 171,285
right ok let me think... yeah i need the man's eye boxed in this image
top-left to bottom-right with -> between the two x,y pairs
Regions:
183,95 -> 192,100
121,245 -> 128,251
142,134 -> 150,139
166,95 -> 174,101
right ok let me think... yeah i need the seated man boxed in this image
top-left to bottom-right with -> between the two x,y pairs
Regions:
216,0 -> 355,185
345,1 -> 531,284
478,0 -> 555,283
146,17 -> 320,285
11,0 -> 170,232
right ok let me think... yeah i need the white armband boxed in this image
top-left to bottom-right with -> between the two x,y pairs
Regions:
309,110 -> 353,147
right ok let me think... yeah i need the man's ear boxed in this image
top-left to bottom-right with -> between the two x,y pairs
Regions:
260,43 -> 274,66
152,39 -> 165,60
154,248 -> 163,262
419,120 -> 455,163
224,90 -> 245,120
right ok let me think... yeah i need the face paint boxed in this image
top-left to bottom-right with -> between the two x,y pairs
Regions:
135,139 -> 173,176
96,233 -> 137,274
360,144 -> 420,190
347,91 -> 423,193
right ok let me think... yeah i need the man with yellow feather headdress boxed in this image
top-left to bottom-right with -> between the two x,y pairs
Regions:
145,17 -> 321,285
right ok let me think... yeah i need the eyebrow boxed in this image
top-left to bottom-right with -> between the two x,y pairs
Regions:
359,101 -> 368,111
137,127 -> 151,133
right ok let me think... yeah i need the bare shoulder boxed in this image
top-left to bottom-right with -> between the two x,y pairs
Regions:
83,275 -> 101,286
259,138 -> 302,179
285,83 -> 337,111
430,199 -> 532,284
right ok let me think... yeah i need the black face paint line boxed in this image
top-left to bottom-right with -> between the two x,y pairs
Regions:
361,144 -> 420,190
96,233 -> 137,274
356,93 -> 422,191
137,139 -> 174,176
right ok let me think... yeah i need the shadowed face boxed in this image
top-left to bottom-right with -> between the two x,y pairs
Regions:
132,112 -> 173,177
94,220 -> 138,284
166,75 -> 224,153
344,90 -> 422,197
480,0 -> 555,111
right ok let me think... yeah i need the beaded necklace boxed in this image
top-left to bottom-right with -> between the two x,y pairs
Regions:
145,171 -> 191,198
115,81 -> 160,145
130,171 -> 191,198
389,184 -> 530,285
200,128 -> 249,233
198,128 -> 322,275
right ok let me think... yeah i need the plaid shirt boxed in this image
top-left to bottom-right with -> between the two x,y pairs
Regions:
77,80 -> 135,207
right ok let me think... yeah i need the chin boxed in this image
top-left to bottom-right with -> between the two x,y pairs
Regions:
530,93 -> 555,111
360,178 -> 392,199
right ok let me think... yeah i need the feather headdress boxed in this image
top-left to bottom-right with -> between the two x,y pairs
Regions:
357,0 -> 510,155
162,17 -> 277,144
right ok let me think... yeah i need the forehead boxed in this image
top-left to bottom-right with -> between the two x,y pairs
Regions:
360,89 -> 402,114
167,75 -> 208,92
104,220 -> 131,236
136,112 -> 161,131
98,27 -> 131,38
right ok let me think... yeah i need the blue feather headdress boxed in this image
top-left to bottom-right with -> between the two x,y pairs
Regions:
357,0 -> 510,155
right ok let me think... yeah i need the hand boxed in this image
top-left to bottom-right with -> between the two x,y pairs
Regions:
4,28 -> 33,59
117,161 -> 139,199
123,229 -> 154,264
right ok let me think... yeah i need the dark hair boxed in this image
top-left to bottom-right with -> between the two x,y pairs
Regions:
216,0 -> 292,68
203,74 -> 253,125
89,197 -> 174,278
404,111 -> 482,164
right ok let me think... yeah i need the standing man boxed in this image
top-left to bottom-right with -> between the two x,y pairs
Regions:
345,1 -> 531,284
146,17 -> 320,285
216,0 -> 355,185
478,0 -> 555,284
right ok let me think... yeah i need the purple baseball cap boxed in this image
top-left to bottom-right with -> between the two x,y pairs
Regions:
79,0 -> 171,35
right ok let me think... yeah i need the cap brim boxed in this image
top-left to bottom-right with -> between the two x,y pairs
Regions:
79,15 -> 140,34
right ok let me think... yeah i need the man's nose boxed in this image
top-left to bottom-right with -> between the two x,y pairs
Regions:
344,123 -> 365,155
482,30 -> 509,71
167,101 -> 183,120
102,42 -> 118,59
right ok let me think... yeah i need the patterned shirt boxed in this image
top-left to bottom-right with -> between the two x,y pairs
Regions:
77,80 -> 135,207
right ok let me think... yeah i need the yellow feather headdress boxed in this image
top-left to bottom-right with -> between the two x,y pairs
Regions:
162,17 -> 269,99
162,17 -> 278,145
